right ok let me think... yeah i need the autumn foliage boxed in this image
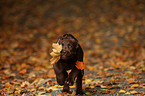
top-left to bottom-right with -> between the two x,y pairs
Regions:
50,43 -> 62,65
0,0 -> 145,95
75,61 -> 85,70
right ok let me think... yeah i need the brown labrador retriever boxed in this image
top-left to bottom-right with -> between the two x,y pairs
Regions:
53,33 -> 84,95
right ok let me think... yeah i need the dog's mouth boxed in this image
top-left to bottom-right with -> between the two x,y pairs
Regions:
61,50 -> 71,59
61,51 -> 67,55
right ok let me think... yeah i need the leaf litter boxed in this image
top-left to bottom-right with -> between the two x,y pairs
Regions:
0,0 -> 145,95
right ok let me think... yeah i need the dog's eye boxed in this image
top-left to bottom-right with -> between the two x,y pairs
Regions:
68,44 -> 72,48
62,43 -> 64,46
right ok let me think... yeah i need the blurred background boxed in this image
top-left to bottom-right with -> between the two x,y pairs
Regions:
0,0 -> 145,95
0,0 -> 145,64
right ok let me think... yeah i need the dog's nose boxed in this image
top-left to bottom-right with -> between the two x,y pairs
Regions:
62,50 -> 67,54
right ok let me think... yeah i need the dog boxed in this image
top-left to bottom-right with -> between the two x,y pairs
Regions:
53,33 -> 84,95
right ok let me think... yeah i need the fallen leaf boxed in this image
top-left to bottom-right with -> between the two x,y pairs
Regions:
85,78 -> 93,84
5,82 -> 14,91
38,92 -> 46,96
75,61 -> 85,70
48,87 -> 59,91
58,85 -> 63,88
7,87 -> 13,93
70,85 -> 76,88
95,84 -> 101,88
111,84 -> 121,89
125,92 -> 130,95
71,90 -> 76,96
126,80 -> 138,84
109,90 -> 116,93
57,92 -> 69,96
46,89 -> 52,93
15,90 -> 20,94
47,94 -> 53,96
51,85 -> 58,88
85,92 -> 91,95
141,92 -> 145,95
47,74 -> 56,78
101,89 -> 109,94
119,89 -> 126,93
110,62 -> 119,69
131,84 -> 140,88
19,69 -> 27,74
130,90 -> 138,94
38,86 -> 45,90
87,65 -> 96,71
101,85 -> 107,89
90,85 -> 95,88
21,81 -> 30,88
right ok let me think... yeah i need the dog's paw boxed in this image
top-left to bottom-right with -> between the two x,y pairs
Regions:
65,77 -> 74,86
65,80 -> 74,86
76,90 -> 84,95
62,83 -> 70,93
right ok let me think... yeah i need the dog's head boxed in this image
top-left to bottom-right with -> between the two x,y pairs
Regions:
57,34 -> 78,60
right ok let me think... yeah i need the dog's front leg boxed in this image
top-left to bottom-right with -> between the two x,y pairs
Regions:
65,67 -> 84,95
65,67 -> 81,86
76,70 -> 84,95
62,67 -> 79,93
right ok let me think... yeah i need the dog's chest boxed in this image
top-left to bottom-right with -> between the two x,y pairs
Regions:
62,62 -> 75,70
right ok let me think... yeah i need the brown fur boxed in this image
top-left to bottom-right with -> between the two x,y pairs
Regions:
53,33 -> 84,95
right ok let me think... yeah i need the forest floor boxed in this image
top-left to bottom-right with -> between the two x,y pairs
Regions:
0,0 -> 145,95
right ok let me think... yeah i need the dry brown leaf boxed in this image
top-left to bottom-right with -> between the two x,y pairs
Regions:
125,92 -> 131,95
126,80 -> 138,84
21,81 -> 30,88
50,57 -> 60,65
5,82 -> 14,90
85,92 -> 91,95
71,90 -> 76,96
52,43 -> 62,53
14,90 -> 20,94
130,90 -> 138,94
109,90 -> 116,93
47,74 -> 56,78
110,62 -> 119,69
75,61 -> 85,70
19,69 -> 27,74
50,43 -> 62,65
48,94 -> 53,96
131,84 -> 140,88
87,65 -> 96,71
119,89 -> 126,93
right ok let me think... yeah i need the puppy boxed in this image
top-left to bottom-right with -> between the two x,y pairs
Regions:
53,33 -> 84,95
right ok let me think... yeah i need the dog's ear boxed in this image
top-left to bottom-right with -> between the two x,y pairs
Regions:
66,34 -> 78,42
76,44 -> 83,62
76,43 -> 79,49
57,33 -> 78,45
66,34 -> 79,49
57,35 -> 64,44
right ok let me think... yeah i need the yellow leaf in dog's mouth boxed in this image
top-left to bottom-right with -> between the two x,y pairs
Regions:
50,43 -> 62,65
52,43 -> 62,52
